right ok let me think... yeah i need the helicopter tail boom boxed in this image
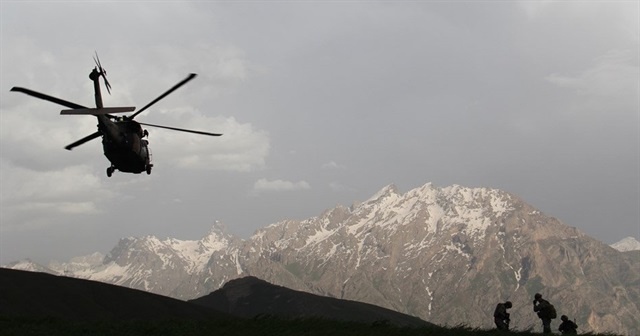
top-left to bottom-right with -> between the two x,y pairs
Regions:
60,107 -> 136,115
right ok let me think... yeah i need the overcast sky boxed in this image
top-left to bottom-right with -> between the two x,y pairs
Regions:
1,1 -> 638,265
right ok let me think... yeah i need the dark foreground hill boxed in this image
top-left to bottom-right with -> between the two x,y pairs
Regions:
0,268 -> 222,321
189,276 -> 431,327
0,268 -> 428,327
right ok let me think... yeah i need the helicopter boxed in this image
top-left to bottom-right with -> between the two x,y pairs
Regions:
10,54 -> 221,177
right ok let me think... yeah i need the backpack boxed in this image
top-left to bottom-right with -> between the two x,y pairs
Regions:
548,304 -> 557,319
536,300 -> 557,319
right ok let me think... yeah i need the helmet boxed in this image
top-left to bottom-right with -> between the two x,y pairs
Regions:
561,315 -> 568,321
534,293 -> 542,300
505,301 -> 513,308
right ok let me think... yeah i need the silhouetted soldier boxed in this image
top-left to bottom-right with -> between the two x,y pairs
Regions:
533,293 -> 556,334
558,315 -> 578,334
493,301 -> 512,331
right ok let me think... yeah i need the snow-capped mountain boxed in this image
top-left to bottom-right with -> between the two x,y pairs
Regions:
240,183 -> 639,335
75,221 -> 243,298
4,182 -> 639,335
611,236 -> 640,252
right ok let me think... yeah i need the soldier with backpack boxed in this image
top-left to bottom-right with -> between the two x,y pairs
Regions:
533,293 -> 557,334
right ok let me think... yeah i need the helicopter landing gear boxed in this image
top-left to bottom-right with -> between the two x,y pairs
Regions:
106,166 -> 115,177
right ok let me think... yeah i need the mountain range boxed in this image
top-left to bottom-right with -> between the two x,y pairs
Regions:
5,182 -> 639,335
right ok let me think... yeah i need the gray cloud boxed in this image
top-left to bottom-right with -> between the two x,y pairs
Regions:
252,179 -> 311,194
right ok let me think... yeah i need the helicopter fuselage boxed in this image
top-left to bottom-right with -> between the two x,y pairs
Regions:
97,115 -> 151,176
90,71 -> 152,176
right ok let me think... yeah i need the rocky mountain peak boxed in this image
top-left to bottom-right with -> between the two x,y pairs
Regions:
103,237 -> 139,265
197,221 -> 239,252
204,220 -> 230,238
366,183 -> 400,203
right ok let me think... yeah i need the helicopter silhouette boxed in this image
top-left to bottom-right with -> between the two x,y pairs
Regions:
10,54 -> 221,177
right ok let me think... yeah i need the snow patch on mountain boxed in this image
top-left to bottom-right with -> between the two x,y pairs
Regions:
48,252 -> 104,274
4,259 -> 55,274
611,236 -> 640,252
167,226 -> 231,273
79,261 -> 132,284
348,183 -> 513,242
305,226 -> 334,247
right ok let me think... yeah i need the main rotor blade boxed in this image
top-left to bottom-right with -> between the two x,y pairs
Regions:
61,107 -> 136,115
139,122 -> 222,137
65,131 -> 102,150
11,87 -> 87,109
129,73 -> 197,119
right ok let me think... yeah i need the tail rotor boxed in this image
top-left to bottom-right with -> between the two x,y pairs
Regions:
93,52 -> 112,94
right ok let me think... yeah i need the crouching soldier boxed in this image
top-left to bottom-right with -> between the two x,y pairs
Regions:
558,315 -> 578,334
494,301 -> 512,331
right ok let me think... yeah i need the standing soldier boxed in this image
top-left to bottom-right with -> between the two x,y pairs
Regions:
493,301 -> 513,331
533,293 -> 557,334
